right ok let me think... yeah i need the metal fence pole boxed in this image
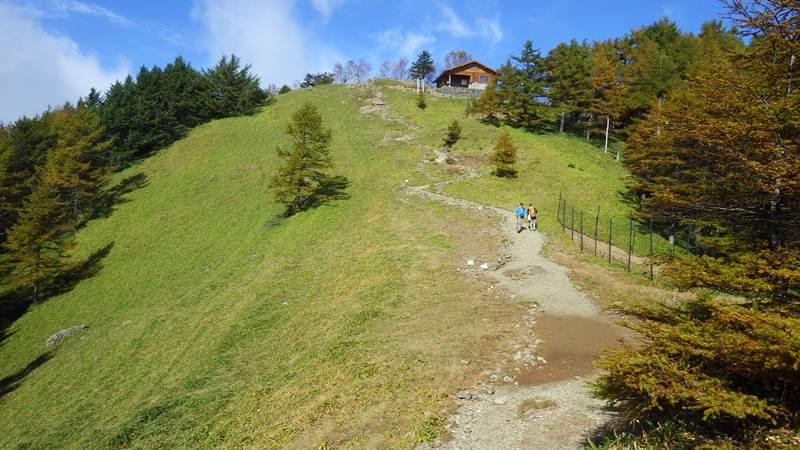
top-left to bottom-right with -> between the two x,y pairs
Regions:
608,218 -> 613,265
557,192 -> 562,225
571,206 -> 575,240
627,219 -> 633,272
649,217 -> 654,281
562,200 -> 566,232
594,209 -> 599,257
580,211 -> 584,251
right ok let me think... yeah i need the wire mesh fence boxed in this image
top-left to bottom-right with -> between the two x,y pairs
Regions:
555,193 -> 675,280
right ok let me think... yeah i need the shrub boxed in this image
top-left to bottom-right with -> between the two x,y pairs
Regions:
491,131 -> 517,178
442,119 -> 461,149
593,298 -> 800,447
416,92 -> 427,110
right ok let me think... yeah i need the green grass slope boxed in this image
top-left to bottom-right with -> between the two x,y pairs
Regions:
380,82 -> 671,256
1,82 -> 655,448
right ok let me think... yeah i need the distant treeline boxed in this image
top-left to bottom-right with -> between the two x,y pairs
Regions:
0,54 -> 271,320
472,19 -> 742,142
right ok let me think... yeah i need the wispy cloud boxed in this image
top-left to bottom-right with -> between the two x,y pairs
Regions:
436,5 -> 469,37
310,0 -> 344,20
435,4 -> 504,44
0,2 -> 129,122
475,16 -> 503,44
49,0 -> 134,26
376,28 -> 436,59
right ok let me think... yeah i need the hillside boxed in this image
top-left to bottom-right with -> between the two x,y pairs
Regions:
0,82 -> 637,448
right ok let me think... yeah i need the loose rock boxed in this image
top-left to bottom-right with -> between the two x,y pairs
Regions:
46,324 -> 88,346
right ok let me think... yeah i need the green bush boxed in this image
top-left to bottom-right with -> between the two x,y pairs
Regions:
593,298 -> 800,448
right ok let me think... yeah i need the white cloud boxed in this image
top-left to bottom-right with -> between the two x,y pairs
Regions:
476,16 -> 503,44
48,0 -> 134,26
377,29 -> 435,59
436,5 -> 469,37
0,3 -> 129,123
310,0 -> 343,20
193,0 -> 337,86
435,5 -> 504,44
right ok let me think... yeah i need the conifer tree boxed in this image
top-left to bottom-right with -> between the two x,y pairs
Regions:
204,54 -> 269,118
588,41 -> 627,139
416,92 -> 427,110
472,78 -> 498,122
0,115 -> 57,242
2,180 -> 72,302
496,41 -> 550,130
491,131 -> 518,178
410,51 -> 436,82
545,39 -> 593,132
42,106 -> 111,225
84,88 -> 102,111
269,103 -> 348,216
442,119 -> 461,149
597,3 -> 800,445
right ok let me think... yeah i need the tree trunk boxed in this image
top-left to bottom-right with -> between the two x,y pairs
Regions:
559,111 -> 565,133
604,116 -> 610,153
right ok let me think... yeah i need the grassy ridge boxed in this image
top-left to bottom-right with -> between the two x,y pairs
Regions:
1,82 -> 662,448
0,85 -> 518,448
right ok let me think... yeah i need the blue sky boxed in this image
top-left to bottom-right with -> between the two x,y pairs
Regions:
1,0 -> 727,122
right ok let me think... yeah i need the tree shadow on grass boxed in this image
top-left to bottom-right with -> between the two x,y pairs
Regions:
91,173 -> 149,221
0,243 -> 113,342
0,351 -> 53,398
266,175 -> 351,226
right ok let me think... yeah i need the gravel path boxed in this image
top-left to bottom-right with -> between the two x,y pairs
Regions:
367,83 -> 626,448
405,186 -> 627,450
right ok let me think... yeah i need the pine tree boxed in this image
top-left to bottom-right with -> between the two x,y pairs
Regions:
84,88 -> 102,111
416,92 -> 427,110
204,54 -> 269,118
496,41 -> 551,130
545,39 -> 593,132
0,115 -> 57,243
100,75 -> 139,165
2,180 -> 72,302
588,41 -> 627,139
442,119 -> 461,149
42,106 -> 111,226
269,103 -> 348,216
598,4 -> 800,445
278,85 -> 292,94
491,131 -> 518,178
472,78 -> 498,122
163,56 -> 213,131
410,51 -> 436,82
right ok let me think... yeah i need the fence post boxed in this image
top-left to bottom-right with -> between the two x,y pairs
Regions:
594,208 -> 599,257
627,219 -> 633,272
608,218 -> 613,265
649,217 -> 654,281
580,211 -> 584,251
557,192 -> 562,225
571,206 -> 575,240
562,200 -> 566,232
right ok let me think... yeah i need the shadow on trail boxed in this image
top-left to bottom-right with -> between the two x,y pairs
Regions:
0,351 -> 53,398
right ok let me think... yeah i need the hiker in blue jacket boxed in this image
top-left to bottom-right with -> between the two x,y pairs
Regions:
514,203 -> 526,232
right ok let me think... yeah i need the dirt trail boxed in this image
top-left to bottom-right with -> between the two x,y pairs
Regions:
407,186 -> 628,449
362,85 -> 628,449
